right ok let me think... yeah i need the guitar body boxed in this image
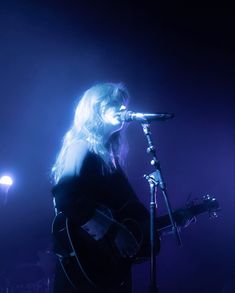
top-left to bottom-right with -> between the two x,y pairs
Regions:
52,194 -> 220,290
52,210 -> 133,290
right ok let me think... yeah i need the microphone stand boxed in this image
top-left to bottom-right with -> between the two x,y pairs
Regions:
141,121 -> 182,293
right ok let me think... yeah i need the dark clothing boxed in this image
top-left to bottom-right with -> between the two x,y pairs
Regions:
52,152 -> 150,226
52,152 -> 158,292
53,258 -> 132,293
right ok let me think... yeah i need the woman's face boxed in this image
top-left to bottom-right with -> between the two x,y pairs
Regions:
101,99 -> 127,135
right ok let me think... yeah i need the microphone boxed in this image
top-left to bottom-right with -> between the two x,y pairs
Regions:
119,111 -> 174,122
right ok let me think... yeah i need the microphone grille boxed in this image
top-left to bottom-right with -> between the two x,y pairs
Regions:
118,110 -> 132,122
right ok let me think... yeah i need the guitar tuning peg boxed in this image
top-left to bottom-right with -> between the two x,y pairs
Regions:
209,211 -> 218,219
203,194 -> 211,200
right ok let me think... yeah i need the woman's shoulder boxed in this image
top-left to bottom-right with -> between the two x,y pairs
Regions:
61,140 -> 90,178
59,140 -> 103,180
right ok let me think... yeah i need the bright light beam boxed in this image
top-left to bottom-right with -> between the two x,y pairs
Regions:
0,175 -> 13,199
0,175 -> 13,186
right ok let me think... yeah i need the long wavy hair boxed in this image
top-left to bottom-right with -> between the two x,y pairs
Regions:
52,82 -> 129,184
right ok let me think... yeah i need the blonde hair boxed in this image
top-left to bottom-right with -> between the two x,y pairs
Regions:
52,82 -> 129,183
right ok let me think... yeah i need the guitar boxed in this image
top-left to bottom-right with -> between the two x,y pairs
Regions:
157,194 -> 220,235
51,194 -> 220,290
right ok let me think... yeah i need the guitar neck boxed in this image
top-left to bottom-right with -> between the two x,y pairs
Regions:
157,211 -> 184,232
157,201 -> 218,233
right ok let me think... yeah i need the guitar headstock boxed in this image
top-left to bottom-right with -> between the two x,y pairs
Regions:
185,194 -> 220,219
203,194 -> 220,218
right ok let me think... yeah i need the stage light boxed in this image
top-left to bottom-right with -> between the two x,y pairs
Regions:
0,175 -> 13,197
0,175 -> 13,186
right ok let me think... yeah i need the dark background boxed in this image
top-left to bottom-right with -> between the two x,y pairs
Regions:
0,1 -> 234,292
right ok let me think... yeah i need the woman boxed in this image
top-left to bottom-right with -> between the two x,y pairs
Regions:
51,83 -> 159,292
